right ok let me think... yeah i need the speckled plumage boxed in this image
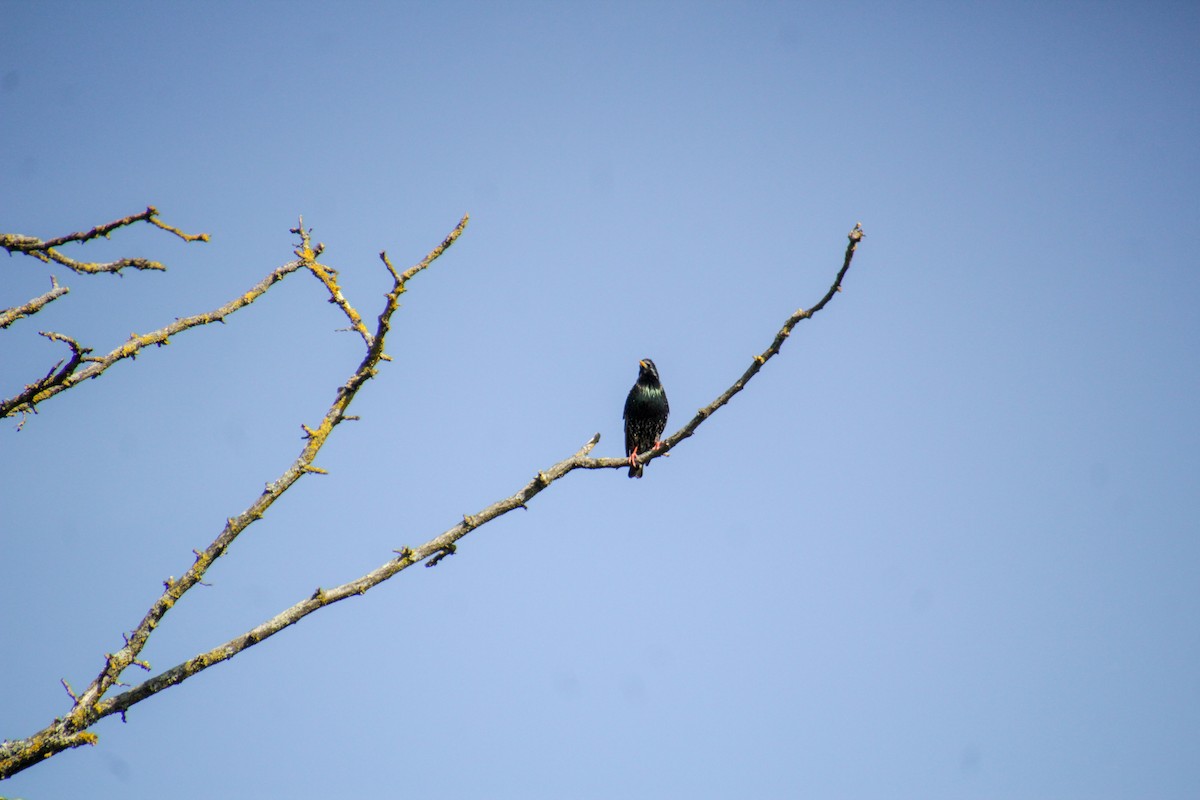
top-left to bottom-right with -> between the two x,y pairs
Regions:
623,359 -> 669,478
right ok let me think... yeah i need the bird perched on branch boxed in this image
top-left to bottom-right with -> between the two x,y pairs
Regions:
623,358 -> 669,479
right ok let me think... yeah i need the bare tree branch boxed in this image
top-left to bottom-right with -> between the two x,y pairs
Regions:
0,259 -> 308,421
2,208 -> 221,426
0,206 -> 208,274
102,222 -> 865,709
633,220 -> 866,465
0,276 -> 69,329
0,213 -> 470,780
0,218 -> 861,781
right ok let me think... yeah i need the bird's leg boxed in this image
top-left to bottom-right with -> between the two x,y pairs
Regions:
652,440 -> 669,457
628,445 -> 640,469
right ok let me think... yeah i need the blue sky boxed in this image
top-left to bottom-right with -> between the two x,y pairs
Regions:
2,2 -> 1198,797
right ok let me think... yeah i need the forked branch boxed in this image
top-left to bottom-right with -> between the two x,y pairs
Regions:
0,260 -> 308,421
0,206 -> 208,274
0,214 -> 470,780
1,208 -> 217,426
0,218 -> 861,781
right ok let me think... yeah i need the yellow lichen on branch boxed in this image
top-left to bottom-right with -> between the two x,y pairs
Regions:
1,258 -> 307,420
0,214 -> 866,783
0,207 -> 208,275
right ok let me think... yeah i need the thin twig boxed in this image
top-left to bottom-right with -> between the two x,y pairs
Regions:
626,221 -> 867,466
0,276 -> 69,329
292,218 -> 376,350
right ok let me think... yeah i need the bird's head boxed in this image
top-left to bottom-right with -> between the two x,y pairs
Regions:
638,358 -> 660,385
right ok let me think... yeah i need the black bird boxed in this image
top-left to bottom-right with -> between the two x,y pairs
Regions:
623,358 -> 670,479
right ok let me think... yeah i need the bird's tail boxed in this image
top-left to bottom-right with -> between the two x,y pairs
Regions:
628,463 -> 643,479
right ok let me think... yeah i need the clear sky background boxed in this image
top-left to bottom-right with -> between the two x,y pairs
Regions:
2,2 -> 1198,798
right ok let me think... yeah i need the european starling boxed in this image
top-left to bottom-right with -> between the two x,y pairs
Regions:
623,358 -> 670,479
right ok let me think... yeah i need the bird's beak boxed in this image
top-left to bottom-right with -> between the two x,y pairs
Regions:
639,360 -> 649,369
